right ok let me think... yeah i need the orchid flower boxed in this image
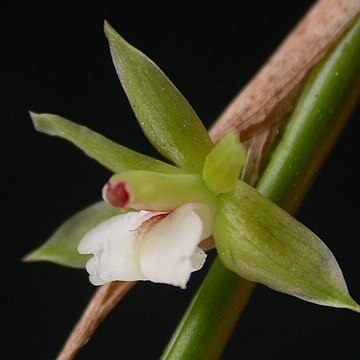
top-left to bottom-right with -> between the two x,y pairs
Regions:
78,171 -> 217,288
26,22 -> 360,312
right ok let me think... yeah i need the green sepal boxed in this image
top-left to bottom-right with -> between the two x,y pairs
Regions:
106,171 -> 217,212
31,112 -> 182,174
24,202 -> 121,268
104,21 -> 213,173
214,181 -> 360,312
202,132 -> 246,194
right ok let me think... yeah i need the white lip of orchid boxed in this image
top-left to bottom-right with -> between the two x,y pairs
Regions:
78,203 -> 214,288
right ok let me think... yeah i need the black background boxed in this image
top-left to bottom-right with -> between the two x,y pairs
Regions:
3,1 -> 360,359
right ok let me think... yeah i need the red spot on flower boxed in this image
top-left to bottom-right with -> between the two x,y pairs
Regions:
105,181 -> 129,208
138,213 -> 169,237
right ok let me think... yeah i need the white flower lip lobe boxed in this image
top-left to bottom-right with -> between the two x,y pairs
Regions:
78,203 -> 212,288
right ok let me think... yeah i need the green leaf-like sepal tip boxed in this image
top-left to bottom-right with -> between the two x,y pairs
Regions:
203,132 -> 246,194
214,181 -> 360,312
104,21 -> 213,173
31,112 -> 182,174
24,202 -> 121,268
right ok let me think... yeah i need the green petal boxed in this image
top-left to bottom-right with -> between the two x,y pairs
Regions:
202,132 -> 246,194
214,181 -> 360,312
31,112 -> 182,174
104,21 -> 213,173
105,171 -> 217,212
24,202 -> 121,268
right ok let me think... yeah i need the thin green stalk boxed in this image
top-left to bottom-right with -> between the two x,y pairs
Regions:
161,17 -> 360,360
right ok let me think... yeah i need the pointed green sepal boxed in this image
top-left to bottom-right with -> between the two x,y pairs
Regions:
202,132 -> 246,194
104,21 -> 213,172
214,181 -> 360,312
103,171 -> 217,212
31,112 -> 182,174
24,202 -> 121,268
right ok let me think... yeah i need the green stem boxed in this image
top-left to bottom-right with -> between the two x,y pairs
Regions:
161,16 -> 360,360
